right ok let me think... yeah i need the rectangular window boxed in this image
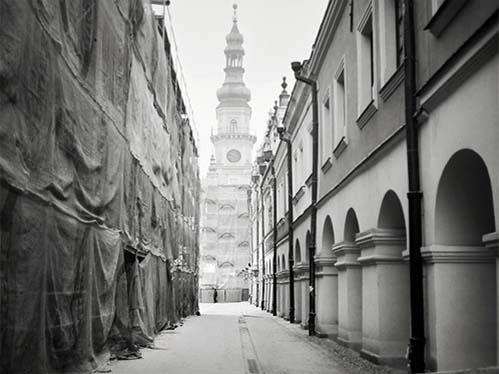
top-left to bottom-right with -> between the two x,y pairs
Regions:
321,93 -> 332,162
293,151 -> 299,194
395,0 -> 405,66
334,62 -> 347,145
431,0 -> 445,14
357,7 -> 375,113
380,0 -> 404,85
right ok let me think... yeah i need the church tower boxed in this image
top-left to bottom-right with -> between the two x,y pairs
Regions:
212,3 -> 256,168
199,4 -> 256,303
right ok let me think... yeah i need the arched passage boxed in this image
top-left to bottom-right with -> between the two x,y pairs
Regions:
305,231 -> 311,263
281,253 -> 288,319
335,208 -> 362,348
294,239 -> 303,323
378,190 -> 406,230
430,149 -> 496,370
435,150 -> 495,245
344,208 -> 360,243
358,190 -> 409,364
295,240 -> 302,263
300,231 -> 312,328
316,215 -> 339,336
321,216 -> 335,254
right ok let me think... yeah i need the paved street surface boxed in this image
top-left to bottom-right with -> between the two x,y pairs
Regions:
109,302 -> 399,374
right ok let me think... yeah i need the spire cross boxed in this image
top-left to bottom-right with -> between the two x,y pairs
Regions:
233,3 -> 238,23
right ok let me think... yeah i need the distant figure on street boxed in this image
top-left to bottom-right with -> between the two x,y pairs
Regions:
213,288 -> 218,303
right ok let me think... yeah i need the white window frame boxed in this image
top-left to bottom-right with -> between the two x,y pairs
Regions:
379,0 -> 398,84
431,0 -> 445,15
356,2 -> 377,115
333,57 -> 347,147
320,88 -> 333,163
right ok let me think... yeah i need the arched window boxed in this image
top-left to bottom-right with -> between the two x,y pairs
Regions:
230,119 -> 238,133
219,232 -> 235,239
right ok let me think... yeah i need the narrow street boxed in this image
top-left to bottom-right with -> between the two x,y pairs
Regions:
110,303 -> 392,374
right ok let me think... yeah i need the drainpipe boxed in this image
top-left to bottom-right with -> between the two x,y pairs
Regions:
286,137 -> 295,324
404,1 -> 425,372
291,61 -> 318,336
260,183 -> 266,311
272,166 -> 278,316
247,189 -> 254,304
254,185 -> 260,307
276,127 -> 295,323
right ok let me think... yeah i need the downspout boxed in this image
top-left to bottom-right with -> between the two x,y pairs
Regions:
260,183 -> 266,310
255,185 -> 260,307
272,166 -> 278,316
291,61 -> 318,336
247,189 -> 254,304
404,1 -> 426,372
285,139 -> 295,323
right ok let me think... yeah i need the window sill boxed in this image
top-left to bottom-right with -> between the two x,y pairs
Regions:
424,0 -> 467,37
356,100 -> 377,130
379,63 -> 405,102
333,136 -> 348,159
293,185 -> 306,205
305,173 -> 313,187
321,157 -> 333,174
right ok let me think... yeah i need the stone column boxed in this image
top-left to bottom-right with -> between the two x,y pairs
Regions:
277,272 -> 284,317
294,263 -> 306,323
314,255 -> 338,337
422,243 -> 497,371
356,229 -> 409,367
484,231 -> 499,364
300,266 -> 310,329
267,274 -> 274,312
333,241 -> 362,350
283,273 -> 290,320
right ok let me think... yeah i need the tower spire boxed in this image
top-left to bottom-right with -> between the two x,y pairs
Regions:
233,3 -> 238,23
216,4 -> 251,105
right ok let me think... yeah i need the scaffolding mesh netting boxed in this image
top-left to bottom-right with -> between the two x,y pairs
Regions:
0,0 -> 200,372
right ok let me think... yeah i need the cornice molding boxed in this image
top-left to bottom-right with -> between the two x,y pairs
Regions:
309,0 -> 350,75
419,13 -> 498,113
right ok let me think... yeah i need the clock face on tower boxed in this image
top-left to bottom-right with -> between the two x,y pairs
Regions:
226,149 -> 241,163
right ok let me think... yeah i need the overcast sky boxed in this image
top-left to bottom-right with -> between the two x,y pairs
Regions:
157,1 -> 329,176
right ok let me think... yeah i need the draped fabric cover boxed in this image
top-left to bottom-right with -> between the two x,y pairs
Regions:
0,0 -> 200,372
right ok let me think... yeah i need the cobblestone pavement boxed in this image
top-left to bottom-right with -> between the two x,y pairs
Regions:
109,302 -> 403,374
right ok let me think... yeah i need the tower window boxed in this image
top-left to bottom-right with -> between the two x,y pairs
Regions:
357,4 -> 375,113
230,119 -> 238,133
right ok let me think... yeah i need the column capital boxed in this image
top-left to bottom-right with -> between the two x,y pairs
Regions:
333,241 -> 361,269
356,228 -> 407,265
483,231 -> 498,250
355,228 -> 406,249
420,244 -> 496,264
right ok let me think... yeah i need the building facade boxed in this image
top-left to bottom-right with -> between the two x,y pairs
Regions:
251,0 -> 498,372
199,5 -> 256,303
